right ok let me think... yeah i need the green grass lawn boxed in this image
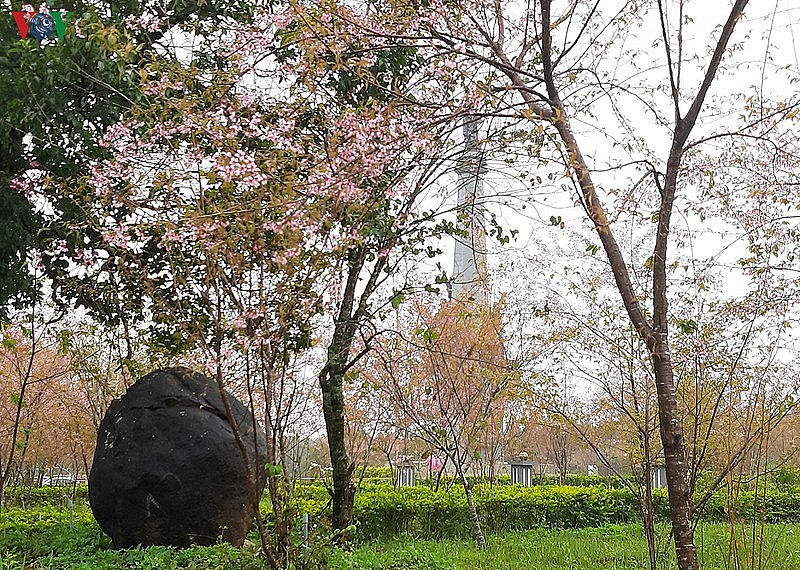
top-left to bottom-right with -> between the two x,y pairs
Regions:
4,506 -> 800,569
332,523 -> 800,570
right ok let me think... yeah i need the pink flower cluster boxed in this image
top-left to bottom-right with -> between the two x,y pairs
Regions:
10,175 -> 30,195
124,12 -> 162,33
213,150 -> 269,187
161,225 -> 197,246
88,160 -> 133,206
143,74 -> 183,97
99,120 -> 141,150
290,105 -> 435,206
102,225 -> 132,249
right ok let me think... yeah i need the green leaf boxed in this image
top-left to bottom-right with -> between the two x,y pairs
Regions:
422,328 -> 439,343
390,292 -> 404,309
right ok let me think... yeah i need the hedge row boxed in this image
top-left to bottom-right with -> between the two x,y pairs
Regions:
700,487 -> 800,523
370,474 -> 631,489
350,485 -> 641,539
10,482 -> 800,542
0,507 -> 268,570
295,483 -> 800,540
2,485 -> 88,509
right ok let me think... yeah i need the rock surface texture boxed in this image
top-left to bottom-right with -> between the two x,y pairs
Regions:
89,367 -> 267,548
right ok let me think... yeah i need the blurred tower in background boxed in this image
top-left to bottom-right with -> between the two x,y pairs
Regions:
451,117 -> 488,304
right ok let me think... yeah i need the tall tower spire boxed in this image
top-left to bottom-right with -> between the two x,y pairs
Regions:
451,117 -> 488,304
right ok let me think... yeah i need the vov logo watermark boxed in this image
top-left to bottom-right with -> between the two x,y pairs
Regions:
11,3 -> 72,40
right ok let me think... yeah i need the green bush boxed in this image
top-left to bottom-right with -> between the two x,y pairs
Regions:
428,473 -> 632,489
355,486 -> 469,540
346,483 -> 800,540
9,480 -> 800,565
0,506 -> 272,569
478,485 -> 639,532
351,484 -> 643,540
700,487 -> 800,523
763,488 -> 800,522
772,467 -> 800,491
562,475 -> 633,489
3,485 -> 89,509
361,466 -> 393,479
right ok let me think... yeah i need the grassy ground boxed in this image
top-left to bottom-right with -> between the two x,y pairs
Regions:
331,523 -> 800,570
4,506 -> 800,569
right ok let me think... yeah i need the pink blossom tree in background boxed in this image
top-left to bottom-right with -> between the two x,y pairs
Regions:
368,298 -> 519,548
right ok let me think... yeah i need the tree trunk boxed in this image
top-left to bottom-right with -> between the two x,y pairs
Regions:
651,339 -> 697,569
650,151 -> 698,570
320,361 -> 356,534
319,247 -> 375,536
264,419 -> 290,567
458,470 -> 487,549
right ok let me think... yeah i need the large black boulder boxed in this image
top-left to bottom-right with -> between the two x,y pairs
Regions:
89,367 -> 267,548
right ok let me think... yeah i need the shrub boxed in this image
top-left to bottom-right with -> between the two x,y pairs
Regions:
772,467 -> 800,491
346,483 -> 800,540
354,486 -> 469,540
562,475 -> 633,489
0,507 -> 271,569
361,466 -> 393,479
351,484 -> 642,540
478,485 -> 639,532
3,485 -> 89,509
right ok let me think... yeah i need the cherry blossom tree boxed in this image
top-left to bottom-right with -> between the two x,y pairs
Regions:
43,1 -> 479,551
0,0 -> 263,316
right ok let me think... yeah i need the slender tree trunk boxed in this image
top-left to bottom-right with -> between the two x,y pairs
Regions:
642,491 -> 657,570
650,338 -> 697,568
649,147 -> 698,570
319,245 -> 391,535
265,422 -> 290,566
457,468 -> 486,549
641,398 -> 657,570
0,457 -> 5,511
1,320 -> 37,511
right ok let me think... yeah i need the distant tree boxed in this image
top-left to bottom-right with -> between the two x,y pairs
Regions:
0,300 -> 73,504
371,298 -> 517,548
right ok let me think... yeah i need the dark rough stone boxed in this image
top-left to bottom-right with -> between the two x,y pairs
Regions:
88,367 -> 267,548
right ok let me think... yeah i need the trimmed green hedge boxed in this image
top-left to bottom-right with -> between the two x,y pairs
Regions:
293,482 -> 800,540
352,485 -> 640,539
11,481 -> 800,543
0,507 -> 268,569
479,485 -> 638,531
700,487 -> 800,523
426,474 -> 633,489
3,485 -> 88,509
